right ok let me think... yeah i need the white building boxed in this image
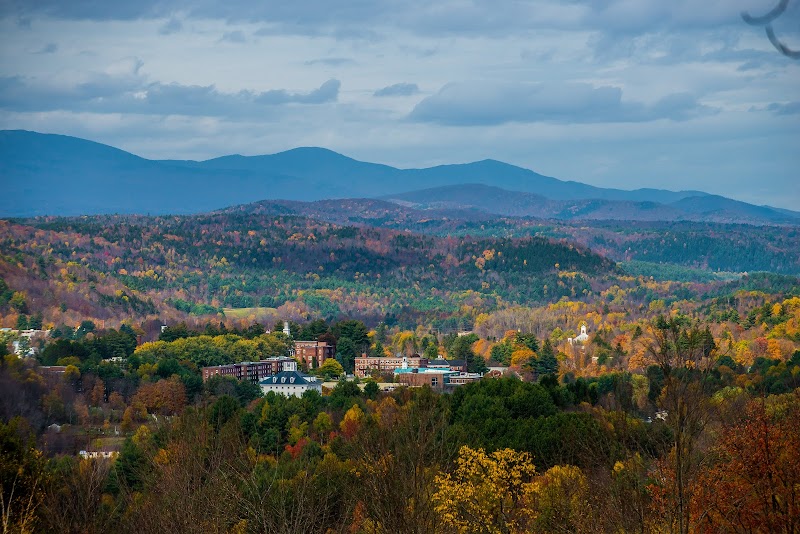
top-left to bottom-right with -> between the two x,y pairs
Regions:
259,370 -> 322,397
568,325 -> 590,345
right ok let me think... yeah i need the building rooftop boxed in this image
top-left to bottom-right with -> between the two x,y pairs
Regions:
394,367 -> 457,375
259,370 -> 318,386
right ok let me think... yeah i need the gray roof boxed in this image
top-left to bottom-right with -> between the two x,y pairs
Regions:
259,370 -> 317,387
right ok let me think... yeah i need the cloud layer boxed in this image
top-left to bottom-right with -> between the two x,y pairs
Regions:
0,0 -> 798,209
409,82 -> 713,125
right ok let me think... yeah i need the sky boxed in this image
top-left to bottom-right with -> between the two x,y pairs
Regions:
0,0 -> 798,209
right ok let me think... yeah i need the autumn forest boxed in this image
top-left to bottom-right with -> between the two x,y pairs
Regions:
1,206 -> 799,533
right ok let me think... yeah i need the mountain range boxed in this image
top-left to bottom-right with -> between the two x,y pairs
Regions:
1,129 -> 797,225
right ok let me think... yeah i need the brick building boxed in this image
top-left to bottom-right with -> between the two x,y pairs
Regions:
393,368 -> 455,391
354,354 -> 429,378
201,357 -> 297,383
292,340 -> 335,369
394,368 -> 483,391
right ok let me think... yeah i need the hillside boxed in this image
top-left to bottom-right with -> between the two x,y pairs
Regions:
7,130 -> 792,222
0,212 -> 617,328
222,198 -> 800,275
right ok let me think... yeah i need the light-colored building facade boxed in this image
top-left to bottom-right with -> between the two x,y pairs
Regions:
259,371 -> 322,397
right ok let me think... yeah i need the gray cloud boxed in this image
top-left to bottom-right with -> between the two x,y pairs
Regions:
34,42 -> 58,54
1,0 -> 769,37
409,81 -> 714,125
220,30 -> 246,43
158,17 -> 182,35
304,57 -> 355,67
767,101 -> 800,115
0,73 -> 341,116
254,79 -> 340,105
374,82 -> 419,97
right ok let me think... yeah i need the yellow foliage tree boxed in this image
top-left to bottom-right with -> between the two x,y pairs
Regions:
432,446 -> 537,534
529,465 -> 589,532
511,347 -> 535,368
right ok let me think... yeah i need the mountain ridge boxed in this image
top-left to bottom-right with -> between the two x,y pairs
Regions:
1,130 -> 796,224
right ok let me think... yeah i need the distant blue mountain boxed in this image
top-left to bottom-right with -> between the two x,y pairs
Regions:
1,130 -> 796,224
381,184 -> 800,224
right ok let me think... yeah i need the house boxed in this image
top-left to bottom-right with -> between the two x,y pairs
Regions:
485,360 -> 510,376
259,370 -> 322,397
292,340 -> 335,369
354,354 -> 429,378
79,449 -> 118,460
202,357 -> 297,383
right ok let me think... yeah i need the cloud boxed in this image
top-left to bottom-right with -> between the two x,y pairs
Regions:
409,81 -> 715,125
304,57 -> 355,66
158,17 -> 182,35
254,79 -> 340,105
374,82 -> 419,97
0,71 -> 341,117
766,101 -> 800,115
34,42 -> 58,54
219,30 -> 247,43
0,0 -> 770,38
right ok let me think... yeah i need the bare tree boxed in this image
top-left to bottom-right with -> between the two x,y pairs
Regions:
645,316 -> 716,534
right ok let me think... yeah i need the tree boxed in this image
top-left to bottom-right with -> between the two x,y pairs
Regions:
0,418 -> 46,533
646,315 -> 716,534
371,340 -> 387,358
333,320 -> 369,348
9,292 -> 28,314
535,339 -> 559,377
316,358 -> 344,380
335,338 -> 358,374
691,393 -> 800,533
424,341 -> 439,360
432,445 -> 537,533
530,465 -> 590,533
363,380 -> 379,400
352,391 -> 452,533
28,314 -> 43,331
515,332 -> 539,353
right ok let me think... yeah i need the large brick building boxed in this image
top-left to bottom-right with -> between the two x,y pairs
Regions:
201,357 -> 297,383
292,340 -> 335,369
394,368 -> 482,391
354,354 -> 429,378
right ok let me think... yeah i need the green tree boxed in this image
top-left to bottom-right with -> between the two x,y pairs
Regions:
424,341 -> 439,360
9,291 -> 28,314
363,380 -> 380,399
336,337 -> 358,374
316,358 -> 345,380
535,339 -> 559,377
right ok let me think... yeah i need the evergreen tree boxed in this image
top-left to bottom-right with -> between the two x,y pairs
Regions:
535,339 -> 559,377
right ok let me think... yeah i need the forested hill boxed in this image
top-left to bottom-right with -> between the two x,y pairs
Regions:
0,212 -> 615,328
221,199 -> 800,275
